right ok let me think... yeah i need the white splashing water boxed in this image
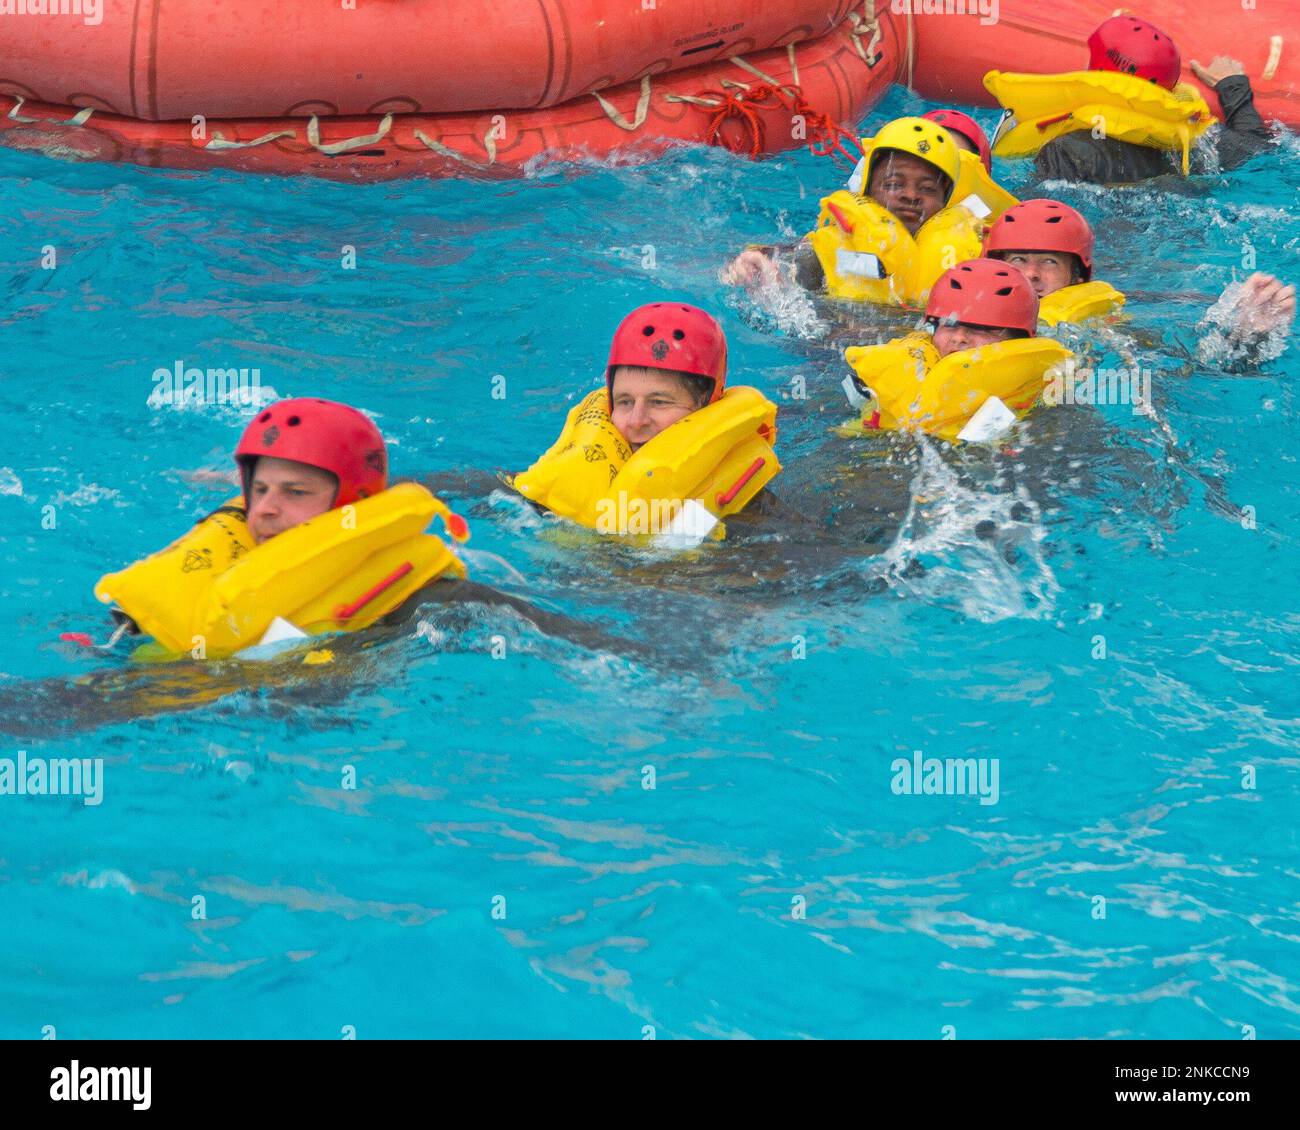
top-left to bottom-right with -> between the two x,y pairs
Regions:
0,468 -> 22,497
146,381 -> 281,416
865,440 -> 1060,623
745,277 -> 827,341
486,488 -> 549,534
458,546 -> 532,589
1196,279 -> 1291,369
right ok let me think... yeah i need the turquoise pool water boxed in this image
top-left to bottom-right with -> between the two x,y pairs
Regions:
1,86 -> 1297,1039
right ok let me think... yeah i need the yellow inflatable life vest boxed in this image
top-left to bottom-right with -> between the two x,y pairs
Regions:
810,151 -> 1018,306
844,332 -> 1073,442
94,483 -> 468,659
949,149 -> 1020,224
511,386 -> 780,536
1037,280 -> 1126,327
807,193 -> 986,306
985,69 -> 1215,175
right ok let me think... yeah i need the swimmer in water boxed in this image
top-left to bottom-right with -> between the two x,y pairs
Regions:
23,397 -> 662,732
1014,16 -> 1276,183
605,302 -> 728,450
507,301 -> 786,538
984,199 -> 1295,359
236,397 -> 387,543
720,115 -> 963,292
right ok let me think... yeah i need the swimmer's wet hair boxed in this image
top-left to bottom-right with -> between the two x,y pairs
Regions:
612,365 -> 714,407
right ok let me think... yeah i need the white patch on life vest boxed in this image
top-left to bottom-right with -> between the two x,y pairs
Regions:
238,616 -> 310,660
841,372 -> 872,410
958,193 -> 991,218
653,498 -> 718,549
259,616 -> 308,645
846,155 -> 866,195
957,396 -> 1017,443
836,248 -> 884,280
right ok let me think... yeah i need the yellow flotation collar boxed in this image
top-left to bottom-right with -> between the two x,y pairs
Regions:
94,483 -> 468,659
1037,280 -> 1126,327
949,149 -> 1019,224
844,332 -> 1073,442
511,386 -> 781,536
810,152 -> 1017,306
807,193 -> 985,306
985,69 -> 1215,175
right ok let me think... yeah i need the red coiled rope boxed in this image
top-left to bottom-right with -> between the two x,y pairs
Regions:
696,82 -> 864,166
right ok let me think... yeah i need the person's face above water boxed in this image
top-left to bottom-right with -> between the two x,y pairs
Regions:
246,456 -> 338,543
609,367 -> 704,451
932,322 -> 1016,358
868,152 -> 949,235
997,251 -> 1078,298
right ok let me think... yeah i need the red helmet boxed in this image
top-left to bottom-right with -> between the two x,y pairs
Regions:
926,258 -> 1039,337
606,302 -> 727,407
235,398 -> 387,509
1087,15 -> 1181,90
922,108 -> 992,172
985,198 -> 1094,281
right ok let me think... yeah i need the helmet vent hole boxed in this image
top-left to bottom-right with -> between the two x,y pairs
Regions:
258,412 -> 271,422
287,415 -> 301,426
672,329 -> 685,340
995,286 -> 1013,296
642,325 -> 655,336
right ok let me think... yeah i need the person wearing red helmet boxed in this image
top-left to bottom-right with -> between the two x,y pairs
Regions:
843,258 -> 1074,441
985,198 -> 1293,343
925,258 -> 1039,358
604,302 -> 727,451
985,198 -> 1093,297
90,395 -> 474,661
922,108 -> 992,172
234,398 -> 388,543
513,302 -> 780,533
1031,15 -> 1274,182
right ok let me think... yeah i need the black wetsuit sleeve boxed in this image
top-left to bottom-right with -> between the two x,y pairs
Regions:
1213,75 -> 1274,169
741,239 -> 825,292
790,239 -> 826,292
1035,132 -> 1174,183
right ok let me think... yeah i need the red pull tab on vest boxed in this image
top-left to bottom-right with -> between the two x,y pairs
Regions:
444,512 -> 469,541
334,561 -> 414,621
1035,112 -> 1073,132
826,200 -> 855,233
716,458 -> 766,508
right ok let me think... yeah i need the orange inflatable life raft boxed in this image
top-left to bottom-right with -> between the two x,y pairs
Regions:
0,0 -> 904,179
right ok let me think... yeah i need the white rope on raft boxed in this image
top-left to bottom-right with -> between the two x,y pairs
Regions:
595,39 -> 819,129
307,112 -> 392,154
1263,35 -> 1283,82
412,127 -> 497,167
728,55 -> 798,95
591,74 -> 652,131
6,95 -> 94,126
205,127 -> 296,150
847,3 -> 885,72
663,92 -> 724,108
